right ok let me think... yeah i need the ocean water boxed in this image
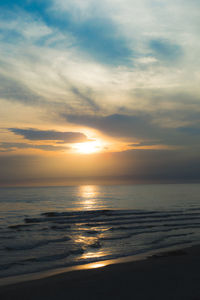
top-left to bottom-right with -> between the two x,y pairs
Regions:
0,183 -> 200,280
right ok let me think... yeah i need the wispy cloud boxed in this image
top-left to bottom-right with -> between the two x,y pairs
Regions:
0,74 -> 45,105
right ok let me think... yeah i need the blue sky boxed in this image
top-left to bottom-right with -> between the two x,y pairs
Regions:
0,0 -> 200,185
0,0 -> 132,65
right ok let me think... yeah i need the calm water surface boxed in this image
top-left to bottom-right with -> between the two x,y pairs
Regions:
0,183 -> 200,279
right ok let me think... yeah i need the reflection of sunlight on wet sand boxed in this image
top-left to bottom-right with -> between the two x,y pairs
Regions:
79,185 -> 98,210
88,262 -> 107,269
79,261 -> 108,270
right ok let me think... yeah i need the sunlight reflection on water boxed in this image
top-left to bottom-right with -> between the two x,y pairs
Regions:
78,185 -> 99,210
82,251 -> 106,260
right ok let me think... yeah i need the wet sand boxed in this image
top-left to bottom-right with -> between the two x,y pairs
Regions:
1,245 -> 200,300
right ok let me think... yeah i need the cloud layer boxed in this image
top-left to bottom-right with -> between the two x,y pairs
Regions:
1,0 -> 200,184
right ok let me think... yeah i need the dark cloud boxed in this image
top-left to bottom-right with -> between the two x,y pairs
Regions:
0,142 -> 67,152
178,126 -> 200,135
64,112 -> 200,148
64,113 -> 156,138
64,112 -> 174,143
9,128 -> 88,143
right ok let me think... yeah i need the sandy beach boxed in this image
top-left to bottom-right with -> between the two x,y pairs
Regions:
1,245 -> 200,300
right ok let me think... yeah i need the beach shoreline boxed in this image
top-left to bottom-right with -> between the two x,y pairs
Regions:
1,243 -> 200,299
0,242 -> 192,287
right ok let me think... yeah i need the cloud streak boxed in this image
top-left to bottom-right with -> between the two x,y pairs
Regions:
0,142 -> 67,152
9,128 -> 88,143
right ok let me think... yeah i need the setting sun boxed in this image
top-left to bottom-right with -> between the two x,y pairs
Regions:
74,141 -> 103,154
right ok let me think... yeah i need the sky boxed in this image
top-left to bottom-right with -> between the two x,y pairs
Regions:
0,0 -> 200,186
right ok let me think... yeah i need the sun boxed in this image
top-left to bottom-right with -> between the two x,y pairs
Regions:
74,141 -> 103,154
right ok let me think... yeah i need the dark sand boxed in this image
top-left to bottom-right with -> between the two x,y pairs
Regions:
1,246 -> 200,300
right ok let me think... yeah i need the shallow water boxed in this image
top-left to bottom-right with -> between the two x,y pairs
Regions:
0,183 -> 200,279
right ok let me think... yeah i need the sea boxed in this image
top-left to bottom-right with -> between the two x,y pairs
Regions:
0,183 -> 200,281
